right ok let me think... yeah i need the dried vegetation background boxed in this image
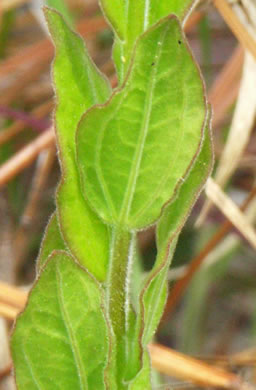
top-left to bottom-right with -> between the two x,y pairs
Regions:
0,0 -> 256,389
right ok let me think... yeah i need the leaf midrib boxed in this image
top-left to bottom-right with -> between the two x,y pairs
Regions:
56,263 -> 88,390
95,98 -> 125,220
143,0 -> 150,30
131,37 -> 189,224
118,26 -> 168,225
23,347 -> 42,389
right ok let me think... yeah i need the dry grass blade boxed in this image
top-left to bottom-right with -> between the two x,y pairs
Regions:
0,8 -> 198,79
209,45 -> 244,129
163,221 -> 234,321
0,71 -> 121,188
0,303 -> 20,321
184,10 -> 203,31
162,185 -> 256,320
213,0 -> 256,60
0,282 -> 253,388
0,70 -> 121,186
0,282 -> 253,390
0,15 -> 107,117
0,59 -> 50,106
0,100 -> 53,147
0,363 -> 12,381
0,128 -> 55,187
14,147 -> 56,273
232,0 -> 256,42
168,234 -> 239,282
0,16 -> 107,78
229,347 -> 256,367
0,7 -> 203,189
169,195 -> 256,282
198,51 -> 256,225
0,281 -> 27,309
0,319 -> 15,389
149,344 -> 253,389
1,0 -> 30,12
205,178 -> 256,250
206,347 -> 256,369
0,39 -> 52,78
2,6 -> 256,389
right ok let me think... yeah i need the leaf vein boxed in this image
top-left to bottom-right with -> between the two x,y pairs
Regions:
132,43 -> 192,222
56,263 -> 88,390
119,25 -> 169,224
22,346 -> 42,390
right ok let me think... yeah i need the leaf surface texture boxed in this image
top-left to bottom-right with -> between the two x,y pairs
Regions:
46,8 -> 112,280
77,16 -> 206,230
12,251 -> 109,390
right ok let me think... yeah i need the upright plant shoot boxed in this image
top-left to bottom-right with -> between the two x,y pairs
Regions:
11,0 -> 213,389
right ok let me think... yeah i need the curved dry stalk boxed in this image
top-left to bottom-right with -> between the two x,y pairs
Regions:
0,319 -> 15,389
184,10 -> 203,30
0,363 -> 12,382
169,193 -> 256,281
14,147 -> 56,274
0,303 -> 20,321
198,0 -> 256,225
149,344 -> 253,390
213,0 -> 256,60
0,16 -> 107,78
0,281 -> 27,309
209,45 -> 244,128
205,178 -> 256,250
0,59 -> 50,106
0,7 -> 203,189
0,9 -> 198,79
0,100 -> 53,147
1,280 -> 253,388
198,50 -> 256,225
1,0 -> 30,12
0,129 -> 55,187
0,280 -> 252,390
0,74 -> 118,187
163,184 -> 256,320
233,0 -> 256,41
0,193 -> 16,389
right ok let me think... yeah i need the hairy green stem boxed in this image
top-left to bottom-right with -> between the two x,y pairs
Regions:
107,226 -> 135,386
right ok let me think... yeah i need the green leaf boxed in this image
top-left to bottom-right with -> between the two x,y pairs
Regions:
128,351 -> 152,390
123,304 -> 142,382
131,248 -> 145,313
140,113 -> 213,346
45,7 -> 112,280
100,0 -> 195,40
36,212 -> 66,272
99,0 -> 126,39
107,243 -> 145,384
156,109 -> 213,254
46,0 -> 74,26
12,251 -> 110,390
140,240 -> 178,347
77,16 -> 207,230
100,0 -> 197,81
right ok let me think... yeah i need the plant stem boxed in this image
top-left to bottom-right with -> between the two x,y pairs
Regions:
107,226 -> 135,386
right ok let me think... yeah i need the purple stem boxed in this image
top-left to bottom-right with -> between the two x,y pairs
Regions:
0,105 -> 51,131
